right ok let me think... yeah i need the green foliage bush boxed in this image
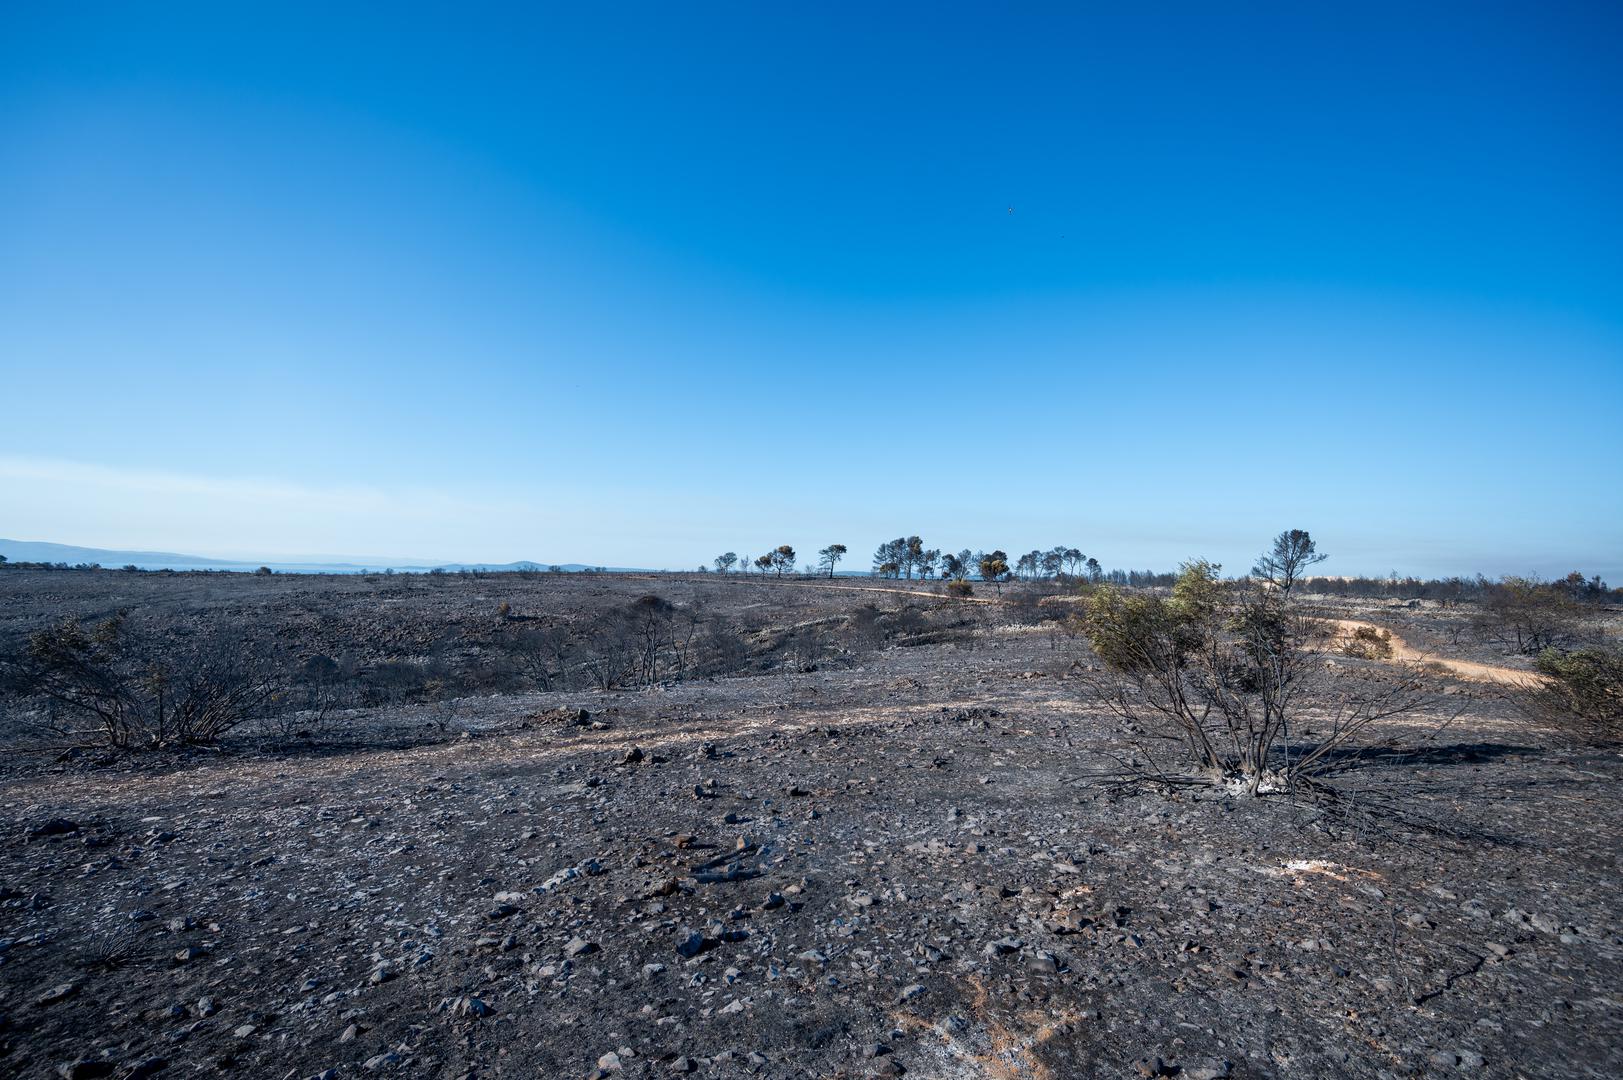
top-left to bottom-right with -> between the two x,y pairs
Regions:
1531,646 -> 1623,741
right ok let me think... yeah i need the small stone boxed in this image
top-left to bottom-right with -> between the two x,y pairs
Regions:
195,996 -> 218,1017
564,937 -> 599,958
669,1057 -> 695,1074
451,996 -> 492,1018
862,1043 -> 892,1059
898,983 -> 925,1002
1026,951 -> 1059,974
676,930 -> 708,958
363,1051 -> 402,1070
35,982 -> 80,1007
233,1024 -> 257,1038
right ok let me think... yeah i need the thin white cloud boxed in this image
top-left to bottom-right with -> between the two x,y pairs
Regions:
0,454 -> 521,561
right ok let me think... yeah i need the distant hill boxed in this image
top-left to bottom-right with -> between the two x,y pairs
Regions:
0,539 -> 640,575
0,539 -> 242,569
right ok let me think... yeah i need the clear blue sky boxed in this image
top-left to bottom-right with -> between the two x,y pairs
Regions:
3,2 -> 1620,578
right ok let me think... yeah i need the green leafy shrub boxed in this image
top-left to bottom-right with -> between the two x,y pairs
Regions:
1529,647 -> 1623,742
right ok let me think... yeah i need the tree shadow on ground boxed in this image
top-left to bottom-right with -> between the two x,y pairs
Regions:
1287,741 -> 1532,774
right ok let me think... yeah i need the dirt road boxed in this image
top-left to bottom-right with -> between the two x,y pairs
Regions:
1326,618 -> 1545,688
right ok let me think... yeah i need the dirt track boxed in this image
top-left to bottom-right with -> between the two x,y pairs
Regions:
1326,618 -> 1544,688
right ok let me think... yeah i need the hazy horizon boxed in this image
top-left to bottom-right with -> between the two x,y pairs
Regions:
4,5 -> 1620,578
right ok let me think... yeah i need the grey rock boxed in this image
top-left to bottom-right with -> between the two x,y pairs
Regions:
450,995 -> 492,1018
35,982 -> 80,1007
29,818 -> 81,839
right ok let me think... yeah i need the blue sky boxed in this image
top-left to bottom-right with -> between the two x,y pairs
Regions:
2,2 -> 1620,578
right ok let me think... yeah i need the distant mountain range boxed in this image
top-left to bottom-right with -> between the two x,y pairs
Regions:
0,539 -> 636,575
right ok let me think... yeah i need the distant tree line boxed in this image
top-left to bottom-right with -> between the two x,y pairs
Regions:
1300,570 -> 1618,605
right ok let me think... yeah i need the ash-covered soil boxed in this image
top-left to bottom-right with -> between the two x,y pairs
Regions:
1,573 -> 1619,1080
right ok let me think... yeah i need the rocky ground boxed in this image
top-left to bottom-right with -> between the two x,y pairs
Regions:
1,575 -> 1620,1079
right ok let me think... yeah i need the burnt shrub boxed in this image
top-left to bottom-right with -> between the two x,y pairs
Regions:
1076,560 -> 1425,794
1341,624 -> 1394,660
7,614 -> 282,749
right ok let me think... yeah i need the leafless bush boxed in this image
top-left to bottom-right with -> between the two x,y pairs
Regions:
784,624 -> 831,671
7,614 -> 282,749
884,603 -> 930,641
1474,576 -> 1583,655
258,652 -> 356,742
1002,588 -> 1052,626
696,619 -> 750,676
76,926 -> 144,972
504,622 -> 575,691
841,604 -> 886,651
365,659 -> 441,705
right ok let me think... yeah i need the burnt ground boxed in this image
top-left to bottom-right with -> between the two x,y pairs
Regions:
0,573 -> 1620,1080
